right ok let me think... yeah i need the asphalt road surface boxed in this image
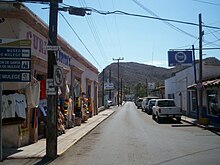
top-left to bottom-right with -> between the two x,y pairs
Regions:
50,102 -> 220,165
1,102 -> 220,165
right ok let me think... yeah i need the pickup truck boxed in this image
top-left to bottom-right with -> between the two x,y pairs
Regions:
152,99 -> 182,122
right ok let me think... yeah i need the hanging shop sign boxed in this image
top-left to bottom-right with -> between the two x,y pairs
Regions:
168,51 -> 193,67
104,82 -> 114,90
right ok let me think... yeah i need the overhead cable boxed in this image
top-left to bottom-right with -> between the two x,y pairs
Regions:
59,12 -> 102,70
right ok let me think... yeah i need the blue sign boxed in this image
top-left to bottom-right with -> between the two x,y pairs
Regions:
57,50 -> 71,66
17,0 -> 63,3
168,51 -> 193,66
0,71 -> 31,82
0,47 -> 31,58
0,59 -> 31,70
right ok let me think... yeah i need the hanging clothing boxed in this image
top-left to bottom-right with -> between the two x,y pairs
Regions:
40,80 -> 46,99
25,81 -> 40,108
2,93 -> 27,119
2,94 -> 16,118
14,93 -> 27,119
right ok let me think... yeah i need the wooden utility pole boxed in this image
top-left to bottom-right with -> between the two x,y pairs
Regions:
192,45 -> 199,120
46,0 -> 58,159
198,13 -> 203,119
113,58 -> 124,106
102,68 -> 105,106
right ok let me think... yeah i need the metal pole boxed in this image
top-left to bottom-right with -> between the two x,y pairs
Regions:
0,83 -> 2,161
198,13 -> 203,119
46,0 -> 58,159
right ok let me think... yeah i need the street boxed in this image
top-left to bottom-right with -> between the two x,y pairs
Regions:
50,102 -> 220,165
1,101 -> 220,165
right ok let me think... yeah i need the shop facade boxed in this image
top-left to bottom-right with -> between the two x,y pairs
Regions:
165,58 -> 220,123
0,2 -> 99,148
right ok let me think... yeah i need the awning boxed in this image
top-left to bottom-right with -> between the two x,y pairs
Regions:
188,79 -> 220,89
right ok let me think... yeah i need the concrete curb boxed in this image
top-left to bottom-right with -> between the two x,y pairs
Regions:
181,118 -> 220,132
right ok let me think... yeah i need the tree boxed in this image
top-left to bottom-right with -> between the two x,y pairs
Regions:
134,82 -> 146,98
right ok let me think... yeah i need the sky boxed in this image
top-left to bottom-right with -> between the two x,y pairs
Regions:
24,0 -> 220,72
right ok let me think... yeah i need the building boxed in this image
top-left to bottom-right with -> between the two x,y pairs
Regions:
165,57 -> 220,123
0,2 -> 99,148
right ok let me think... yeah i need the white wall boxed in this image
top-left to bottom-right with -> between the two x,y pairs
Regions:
165,63 -> 220,113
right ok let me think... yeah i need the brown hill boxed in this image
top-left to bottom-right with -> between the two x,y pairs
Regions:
99,62 -> 187,92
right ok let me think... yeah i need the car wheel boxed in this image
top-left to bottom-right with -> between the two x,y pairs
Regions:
152,113 -> 156,120
156,115 -> 161,123
176,117 -> 181,123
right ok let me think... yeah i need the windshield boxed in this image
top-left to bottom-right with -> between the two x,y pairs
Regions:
157,100 -> 175,107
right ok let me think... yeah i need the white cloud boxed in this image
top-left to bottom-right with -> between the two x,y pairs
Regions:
144,60 -> 168,68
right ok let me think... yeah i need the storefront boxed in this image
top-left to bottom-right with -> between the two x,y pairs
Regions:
0,2 -> 99,148
188,79 -> 220,123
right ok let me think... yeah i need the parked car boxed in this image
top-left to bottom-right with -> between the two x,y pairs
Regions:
108,100 -> 113,108
152,99 -> 182,122
141,96 -> 159,112
145,99 -> 157,115
136,98 -> 143,109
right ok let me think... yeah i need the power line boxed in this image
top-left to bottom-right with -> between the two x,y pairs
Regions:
59,12 -> 102,70
78,0 -> 109,65
90,9 -> 220,30
192,0 -> 220,6
132,0 -> 198,39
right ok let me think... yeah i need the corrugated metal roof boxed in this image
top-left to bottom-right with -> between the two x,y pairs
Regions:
188,79 -> 220,89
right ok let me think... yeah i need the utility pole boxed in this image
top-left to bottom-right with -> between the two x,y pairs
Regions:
102,68 -> 105,106
109,67 -> 111,100
113,57 -> 124,106
192,45 -> 199,120
146,79 -> 148,96
198,13 -> 204,119
121,78 -> 123,105
46,0 -> 58,159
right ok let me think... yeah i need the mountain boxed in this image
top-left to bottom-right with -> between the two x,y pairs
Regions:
99,62 -> 188,92
98,57 -> 220,93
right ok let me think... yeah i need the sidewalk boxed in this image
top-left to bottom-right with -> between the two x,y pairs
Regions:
181,115 -> 220,132
2,109 -> 115,159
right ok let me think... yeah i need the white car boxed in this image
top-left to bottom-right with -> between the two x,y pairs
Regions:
141,96 -> 158,112
152,99 -> 182,122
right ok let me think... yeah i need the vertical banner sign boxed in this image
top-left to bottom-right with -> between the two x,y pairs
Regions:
168,51 -> 193,67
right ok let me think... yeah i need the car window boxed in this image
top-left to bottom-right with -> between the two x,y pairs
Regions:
149,100 -> 156,106
157,100 -> 175,107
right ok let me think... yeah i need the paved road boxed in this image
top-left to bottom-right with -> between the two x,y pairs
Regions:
1,102 -> 220,165
50,102 -> 220,165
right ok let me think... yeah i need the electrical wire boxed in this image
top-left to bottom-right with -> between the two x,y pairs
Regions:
132,0 -> 198,39
192,0 -> 220,6
78,0 -> 109,65
90,9 -> 220,30
59,12 -> 102,70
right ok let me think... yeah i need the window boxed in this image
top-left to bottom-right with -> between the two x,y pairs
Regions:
158,100 -> 175,107
192,90 -> 197,112
168,94 -> 174,99
207,90 -> 219,116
